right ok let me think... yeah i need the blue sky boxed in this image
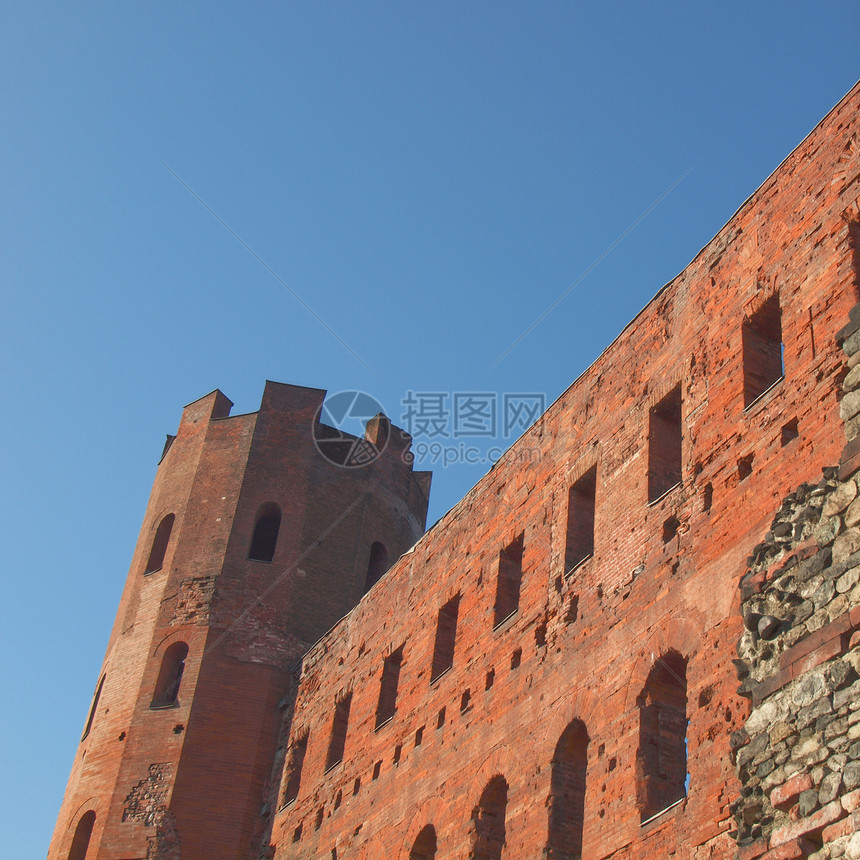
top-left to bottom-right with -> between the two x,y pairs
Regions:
1,3 -> 858,856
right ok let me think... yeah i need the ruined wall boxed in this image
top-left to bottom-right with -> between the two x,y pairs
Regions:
270,84 -> 860,860
732,309 -> 860,860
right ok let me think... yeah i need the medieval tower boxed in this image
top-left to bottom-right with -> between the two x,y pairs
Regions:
48,382 -> 429,859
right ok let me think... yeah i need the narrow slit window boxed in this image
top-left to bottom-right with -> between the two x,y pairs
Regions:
493,533 -> 524,628
565,465 -> 597,573
648,385 -> 682,503
248,502 -> 281,562
280,732 -> 309,807
151,642 -> 189,709
637,650 -> 688,821
365,541 -> 389,592
325,694 -> 352,770
743,294 -> 784,407
81,673 -> 106,741
430,595 -> 460,682
375,646 -> 404,728
145,513 -> 175,574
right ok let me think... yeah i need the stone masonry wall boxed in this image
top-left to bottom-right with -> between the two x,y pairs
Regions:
733,305 -> 860,860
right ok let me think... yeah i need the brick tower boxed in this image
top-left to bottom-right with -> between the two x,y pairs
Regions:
48,381 -> 430,860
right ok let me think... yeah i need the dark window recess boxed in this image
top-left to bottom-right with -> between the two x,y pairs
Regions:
738,454 -> 754,482
485,669 -> 495,690
662,515 -> 680,543
393,744 -> 402,765
81,674 -> 105,742
565,465 -> 597,573
353,777 -> 361,796
372,761 -> 382,780
565,594 -> 579,625
703,483 -> 713,513
850,221 -> 860,301
410,824 -> 438,860
151,642 -> 188,708
781,418 -> 799,446
325,694 -> 352,770
145,513 -> 175,574
648,386 -> 683,502
743,294 -> 784,407
460,689 -> 471,712
510,648 -> 522,670
546,719 -> 589,859
493,533 -> 524,627
437,707 -> 446,729
431,595 -> 460,681
365,541 -> 390,592
415,726 -> 424,747
68,810 -> 96,860
637,650 -> 688,821
280,733 -> 309,807
376,647 -> 403,728
315,808 -> 324,830
292,823 -> 302,842
470,775 -> 508,860
248,502 -> 281,562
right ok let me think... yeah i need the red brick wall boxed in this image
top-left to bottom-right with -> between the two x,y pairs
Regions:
270,84 -> 860,859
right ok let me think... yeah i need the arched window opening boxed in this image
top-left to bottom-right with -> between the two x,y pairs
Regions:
248,503 -> 281,562
410,824 -> 437,860
81,674 -> 105,742
637,650 -> 688,821
470,775 -> 508,860
151,642 -> 189,709
144,513 -> 175,574
67,810 -> 95,860
364,541 -> 389,592
546,719 -> 589,859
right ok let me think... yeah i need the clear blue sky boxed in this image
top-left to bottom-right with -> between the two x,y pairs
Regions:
1,3 -> 857,856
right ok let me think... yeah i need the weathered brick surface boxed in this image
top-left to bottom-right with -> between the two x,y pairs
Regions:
269,86 -> 860,859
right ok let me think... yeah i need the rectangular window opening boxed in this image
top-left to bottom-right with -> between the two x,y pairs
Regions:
280,732 -> 309,808
431,595 -> 460,683
565,465 -> 597,574
648,385 -> 683,503
375,646 -> 403,729
325,694 -> 352,771
743,294 -> 784,408
493,533 -> 524,628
